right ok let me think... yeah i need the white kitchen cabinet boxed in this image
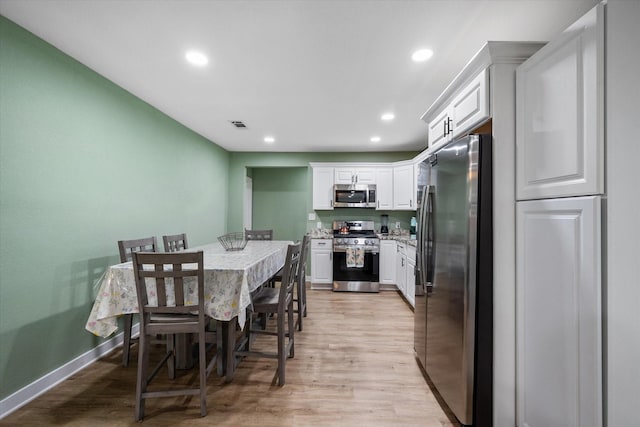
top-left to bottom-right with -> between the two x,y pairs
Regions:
312,166 -> 334,210
379,240 -> 396,285
427,107 -> 452,149
516,5 -> 604,200
516,196 -> 602,427
426,69 -> 490,151
310,239 -> 333,284
451,69 -> 490,139
395,242 -> 406,295
375,167 -> 393,210
334,167 -> 376,185
405,245 -> 416,307
393,163 -> 414,210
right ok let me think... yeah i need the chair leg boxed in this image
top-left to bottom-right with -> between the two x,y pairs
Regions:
123,314 -> 133,367
296,285 -> 304,332
278,311 -> 286,386
288,301 -> 295,359
135,331 -> 150,421
166,334 -> 176,380
302,282 -> 308,317
198,330 -> 207,417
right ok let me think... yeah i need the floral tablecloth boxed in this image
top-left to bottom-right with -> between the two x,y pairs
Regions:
85,240 -> 290,337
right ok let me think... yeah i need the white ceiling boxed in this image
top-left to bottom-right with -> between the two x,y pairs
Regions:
0,0 -> 598,152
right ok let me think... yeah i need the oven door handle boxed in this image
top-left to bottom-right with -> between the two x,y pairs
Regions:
333,247 -> 379,254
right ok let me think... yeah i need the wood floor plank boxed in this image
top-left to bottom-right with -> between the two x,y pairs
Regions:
0,289 -> 460,426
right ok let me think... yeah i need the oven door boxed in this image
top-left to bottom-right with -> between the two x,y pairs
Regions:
332,247 -> 380,292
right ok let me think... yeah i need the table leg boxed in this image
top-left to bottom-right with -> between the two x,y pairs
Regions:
175,333 -> 194,369
224,317 -> 238,383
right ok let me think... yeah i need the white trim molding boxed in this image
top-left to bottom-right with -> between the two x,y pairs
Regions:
0,325 -> 137,419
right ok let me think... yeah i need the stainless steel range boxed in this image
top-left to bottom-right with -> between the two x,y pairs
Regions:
332,220 -> 380,292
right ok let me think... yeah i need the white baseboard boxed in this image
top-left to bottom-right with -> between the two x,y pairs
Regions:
0,324 -> 138,419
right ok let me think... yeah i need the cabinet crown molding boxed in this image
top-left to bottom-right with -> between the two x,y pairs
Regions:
421,41 -> 545,123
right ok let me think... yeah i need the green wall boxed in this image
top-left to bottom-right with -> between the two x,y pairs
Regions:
251,167 -> 309,242
0,16 -> 229,400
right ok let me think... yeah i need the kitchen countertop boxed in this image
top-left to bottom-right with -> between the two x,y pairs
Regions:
380,233 -> 417,247
308,229 -> 416,246
307,229 -> 333,239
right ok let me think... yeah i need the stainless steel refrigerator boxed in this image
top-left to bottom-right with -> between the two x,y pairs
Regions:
413,134 -> 493,426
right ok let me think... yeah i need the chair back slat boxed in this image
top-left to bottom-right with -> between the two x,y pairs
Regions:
155,263 -> 168,307
173,263 -> 185,305
244,229 -> 273,240
118,236 -> 158,263
163,233 -> 188,252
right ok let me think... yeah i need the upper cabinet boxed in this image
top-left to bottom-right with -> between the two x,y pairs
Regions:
516,5 -> 604,200
393,163 -> 415,210
334,167 -> 376,185
427,69 -> 490,149
312,166 -> 334,210
375,167 -> 394,210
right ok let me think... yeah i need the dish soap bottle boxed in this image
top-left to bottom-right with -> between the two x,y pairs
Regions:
410,217 -> 417,239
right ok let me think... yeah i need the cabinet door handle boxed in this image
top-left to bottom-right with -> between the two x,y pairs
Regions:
330,252 -> 332,261
446,118 -> 453,135
330,199 -> 333,207
443,120 -> 447,138
410,199 -> 413,207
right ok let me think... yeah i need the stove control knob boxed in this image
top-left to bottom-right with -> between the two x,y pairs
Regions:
353,239 -> 359,245
365,239 -> 372,245
336,238 -> 343,244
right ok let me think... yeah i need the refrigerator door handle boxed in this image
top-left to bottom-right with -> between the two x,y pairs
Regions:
425,186 -> 435,294
418,185 -> 430,288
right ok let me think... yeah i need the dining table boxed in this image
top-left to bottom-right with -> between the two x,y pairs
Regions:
85,239 -> 291,379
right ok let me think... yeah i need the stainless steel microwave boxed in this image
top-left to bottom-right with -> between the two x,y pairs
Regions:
333,184 -> 376,208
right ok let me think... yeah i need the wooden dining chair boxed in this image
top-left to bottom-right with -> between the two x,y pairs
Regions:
163,233 -> 188,252
294,234 -> 310,331
233,242 -> 300,386
132,251 -> 218,421
117,236 -> 158,367
244,229 -> 273,240
270,234 -> 309,331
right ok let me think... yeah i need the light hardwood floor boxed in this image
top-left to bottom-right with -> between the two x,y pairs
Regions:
1,289 -> 459,426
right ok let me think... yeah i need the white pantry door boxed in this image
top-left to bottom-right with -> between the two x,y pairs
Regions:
516,196 -> 602,427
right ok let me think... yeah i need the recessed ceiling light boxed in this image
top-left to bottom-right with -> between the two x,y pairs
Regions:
185,50 -> 208,66
370,136 -> 381,143
411,48 -> 434,62
264,136 -> 275,143
381,113 -> 395,121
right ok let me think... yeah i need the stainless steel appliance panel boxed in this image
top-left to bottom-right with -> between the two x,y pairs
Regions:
333,184 -> 376,208
414,134 -> 493,427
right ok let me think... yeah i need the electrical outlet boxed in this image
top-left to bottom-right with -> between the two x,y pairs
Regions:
308,212 -> 317,221
395,222 -> 401,229
317,221 -> 322,229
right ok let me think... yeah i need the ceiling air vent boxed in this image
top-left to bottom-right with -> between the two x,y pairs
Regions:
229,120 -> 247,128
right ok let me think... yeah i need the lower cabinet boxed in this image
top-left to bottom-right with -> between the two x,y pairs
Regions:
379,240 -> 397,285
405,245 -> 416,307
516,196 -> 602,427
310,239 -> 333,284
396,242 -> 406,295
